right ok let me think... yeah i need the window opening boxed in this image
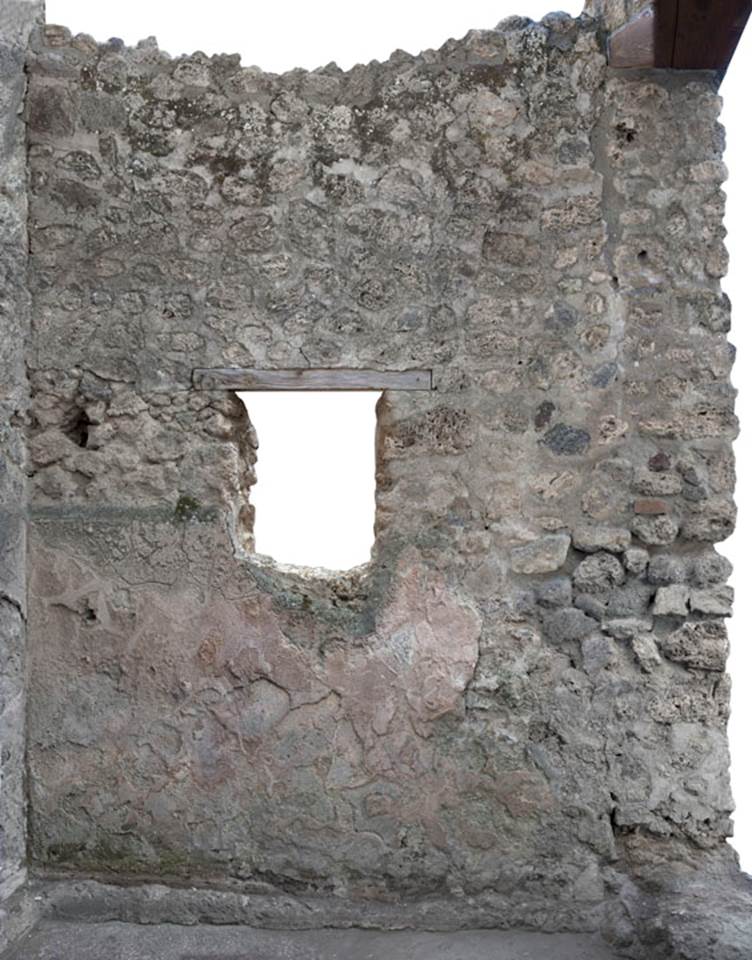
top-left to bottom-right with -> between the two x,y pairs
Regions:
241,391 -> 378,571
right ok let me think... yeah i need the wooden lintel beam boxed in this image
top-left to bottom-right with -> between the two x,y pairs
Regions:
653,0 -> 678,67
192,368 -> 433,392
608,0 -> 752,74
658,0 -> 752,72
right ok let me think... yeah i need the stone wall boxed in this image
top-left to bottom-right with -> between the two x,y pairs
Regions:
5,5 -> 745,954
0,0 -> 44,928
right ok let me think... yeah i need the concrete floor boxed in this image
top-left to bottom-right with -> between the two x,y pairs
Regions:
3,921 -> 623,960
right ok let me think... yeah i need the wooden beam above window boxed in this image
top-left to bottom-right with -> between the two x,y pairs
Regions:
608,0 -> 752,75
192,368 -> 433,392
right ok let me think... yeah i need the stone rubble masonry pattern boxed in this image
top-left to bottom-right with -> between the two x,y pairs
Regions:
0,4 -> 750,959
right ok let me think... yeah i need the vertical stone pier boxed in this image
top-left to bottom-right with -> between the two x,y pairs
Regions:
0,0 -> 44,949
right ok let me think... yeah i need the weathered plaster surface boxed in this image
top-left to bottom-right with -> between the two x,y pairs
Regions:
0,4 -> 747,958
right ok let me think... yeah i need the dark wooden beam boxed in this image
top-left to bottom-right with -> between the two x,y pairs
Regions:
609,0 -> 752,74
653,0 -> 678,67
657,0 -> 751,72
192,368 -> 433,391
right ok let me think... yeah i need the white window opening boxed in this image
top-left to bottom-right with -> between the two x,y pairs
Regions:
241,391 -> 378,571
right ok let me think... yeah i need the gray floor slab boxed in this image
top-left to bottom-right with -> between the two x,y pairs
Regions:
3,921 -> 622,960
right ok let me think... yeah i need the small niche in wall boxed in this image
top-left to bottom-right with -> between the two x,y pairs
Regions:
240,391 -> 378,571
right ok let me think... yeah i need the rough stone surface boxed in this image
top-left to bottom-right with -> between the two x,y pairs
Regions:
631,633 -> 662,672
647,555 -> 687,585
690,585 -> 734,616
2,920 -> 621,960
0,4 -> 747,959
692,550 -> 733,587
631,514 -> 681,546
0,886 -> 43,959
573,525 -> 632,553
574,552 -> 627,593
510,533 -> 571,573
0,0 -> 45,921
623,547 -> 649,575
661,619 -> 729,672
535,575 -> 573,607
653,584 -> 690,617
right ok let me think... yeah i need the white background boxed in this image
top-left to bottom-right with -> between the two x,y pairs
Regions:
46,0 -> 752,872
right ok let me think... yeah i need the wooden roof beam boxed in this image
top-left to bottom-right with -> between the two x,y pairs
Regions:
608,0 -> 752,75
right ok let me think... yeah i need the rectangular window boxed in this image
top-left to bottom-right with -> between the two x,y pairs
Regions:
241,391 -> 378,570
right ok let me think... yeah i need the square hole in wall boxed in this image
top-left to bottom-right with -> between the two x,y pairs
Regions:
240,391 -> 378,570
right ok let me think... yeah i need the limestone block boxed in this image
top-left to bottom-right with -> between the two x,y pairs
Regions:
631,634 -> 662,672
692,552 -> 733,587
572,525 -> 631,554
690,586 -> 734,617
653,585 -> 690,617
632,515 -> 680,546
510,534 -> 571,574
661,620 -> 729,672
647,555 -> 687,585
573,553 -> 626,593
623,547 -> 649,575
